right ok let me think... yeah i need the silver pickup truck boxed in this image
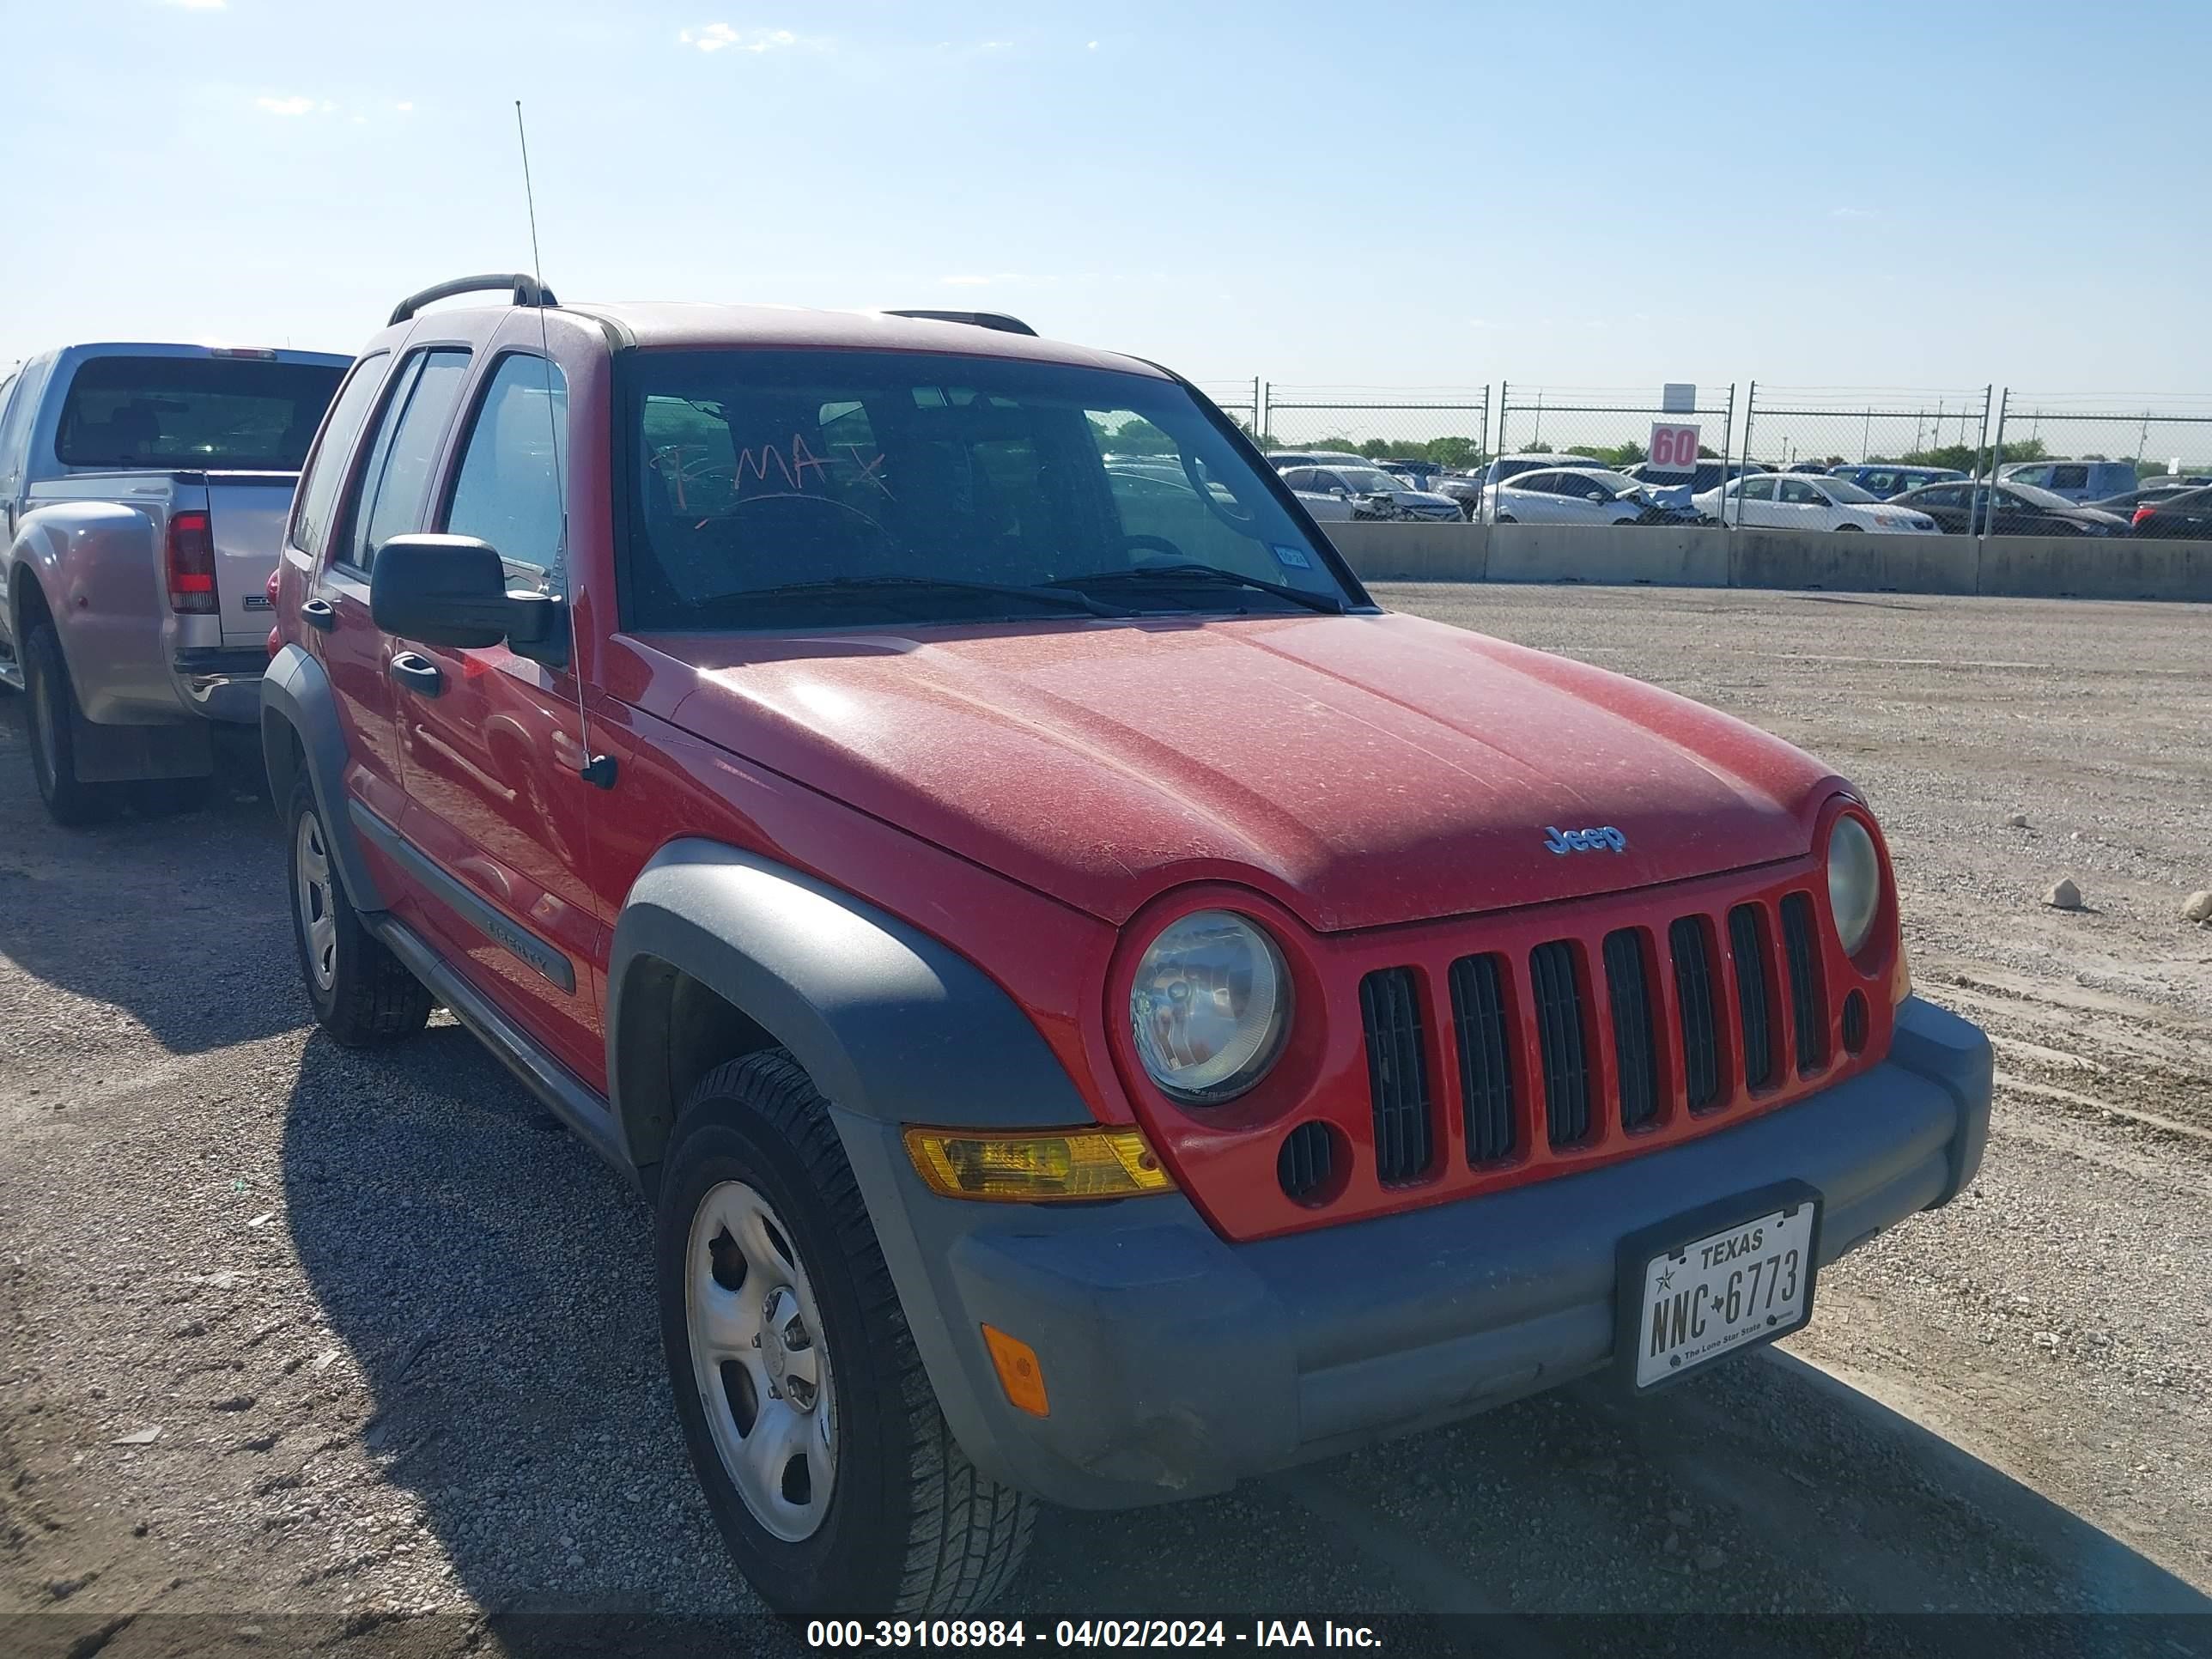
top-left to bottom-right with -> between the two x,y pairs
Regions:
0,342 -> 349,823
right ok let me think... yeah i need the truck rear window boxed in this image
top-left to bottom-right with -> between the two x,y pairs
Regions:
55,356 -> 346,471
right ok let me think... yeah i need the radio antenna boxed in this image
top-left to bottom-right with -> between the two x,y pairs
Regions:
516,99 -> 614,789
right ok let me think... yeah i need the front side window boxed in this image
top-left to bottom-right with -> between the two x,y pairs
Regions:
289,354 -> 390,558
2049,465 -> 2088,490
623,349 -> 1349,629
55,355 -> 345,471
445,355 -> 571,587
1914,485 -> 1963,508
342,349 -> 471,572
1779,478 -> 1824,505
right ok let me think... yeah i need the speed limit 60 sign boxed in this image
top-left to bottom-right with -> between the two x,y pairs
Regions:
1647,422 -> 1700,474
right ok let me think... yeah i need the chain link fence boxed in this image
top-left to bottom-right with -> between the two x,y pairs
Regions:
1185,375 -> 2211,525
1254,386 -> 1491,471
1735,386 -> 1991,475
1491,384 -> 1736,474
1996,392 -> 2212,479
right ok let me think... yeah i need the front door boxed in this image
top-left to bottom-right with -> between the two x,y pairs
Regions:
386,352 -> 608,1086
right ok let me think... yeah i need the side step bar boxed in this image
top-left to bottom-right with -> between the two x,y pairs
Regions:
368,914 -> 641,1191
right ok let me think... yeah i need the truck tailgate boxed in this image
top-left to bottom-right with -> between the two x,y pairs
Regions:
204,472 -> 301,647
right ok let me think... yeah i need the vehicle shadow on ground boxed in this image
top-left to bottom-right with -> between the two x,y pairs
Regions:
279,1022 -> 2212,1648
0,702 -> 301,1055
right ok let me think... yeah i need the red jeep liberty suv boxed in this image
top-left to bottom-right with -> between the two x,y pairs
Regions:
261,276 -> 1993,1619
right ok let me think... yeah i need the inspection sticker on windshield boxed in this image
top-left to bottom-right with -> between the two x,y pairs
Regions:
1623,1188 -> 1820,1389
1271,543 -> 1313,569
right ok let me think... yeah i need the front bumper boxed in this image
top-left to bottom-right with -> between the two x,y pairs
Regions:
836,994 -> 1990,1510
171,647 -> 269,724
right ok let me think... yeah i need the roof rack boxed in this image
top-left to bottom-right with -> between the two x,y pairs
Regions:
882,309 -> 1036,337
389,273 -> 558,327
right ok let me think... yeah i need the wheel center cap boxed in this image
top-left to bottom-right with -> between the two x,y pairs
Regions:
761,1286 -> 801,1394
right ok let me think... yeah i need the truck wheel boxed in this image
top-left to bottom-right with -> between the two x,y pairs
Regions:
22,621 -> 119,826
657,1051 -> 1035,1620
286,775 -> 431,1045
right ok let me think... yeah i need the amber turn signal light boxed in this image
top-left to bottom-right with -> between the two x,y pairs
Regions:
982,1325 -> 1049,1418
902,1127 -> 1174,1202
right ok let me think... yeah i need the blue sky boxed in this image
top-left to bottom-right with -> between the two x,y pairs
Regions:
4,0 -> 2208,399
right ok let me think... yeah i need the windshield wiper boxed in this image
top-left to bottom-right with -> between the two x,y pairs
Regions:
1048,562 -> 1347,615
734,574 -> 1136,619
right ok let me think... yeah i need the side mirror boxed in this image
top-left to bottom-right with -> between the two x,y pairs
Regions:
1331,486 -> 1351,499
369,534 -> 568,667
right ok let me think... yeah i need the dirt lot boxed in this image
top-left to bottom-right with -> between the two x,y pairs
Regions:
2,586 -> 2209,1658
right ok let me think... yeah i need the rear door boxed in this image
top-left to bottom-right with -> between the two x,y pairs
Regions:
314,348 -> 473,829
1735,474 -> 1781,526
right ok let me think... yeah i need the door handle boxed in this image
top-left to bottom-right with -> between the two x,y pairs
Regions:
300,597 -> 337,633
387,653 -> 444,697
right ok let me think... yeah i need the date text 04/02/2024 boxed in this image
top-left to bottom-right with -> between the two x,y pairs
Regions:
805,1620 -> 1383,1649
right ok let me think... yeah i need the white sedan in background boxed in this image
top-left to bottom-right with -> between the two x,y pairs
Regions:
1693,472 -> 1939,532
1483,467 -> 1670,525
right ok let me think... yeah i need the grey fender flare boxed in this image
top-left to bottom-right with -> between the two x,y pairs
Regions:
258,643 -> 387,913
606,839 -> 1094,1175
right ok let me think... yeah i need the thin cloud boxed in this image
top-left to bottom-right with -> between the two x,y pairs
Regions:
395,101 -> 414,112
679,23 -> 808,53
1829,205 -> 1875,221
1086,40 -> 1099,49
161,0 -> 226,9
255,95 -> 318,116
939,274 -> 1034,288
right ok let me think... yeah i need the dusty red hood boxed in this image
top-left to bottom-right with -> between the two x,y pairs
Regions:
656,612 -> 1843,932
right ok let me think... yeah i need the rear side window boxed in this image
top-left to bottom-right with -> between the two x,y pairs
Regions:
444,354 -> 570,587
289,354 -> 390,558
1741,477 -> 1777,501
55,356 -> 344,471
2048,465 -> 2087,491
341,349 -> 471,572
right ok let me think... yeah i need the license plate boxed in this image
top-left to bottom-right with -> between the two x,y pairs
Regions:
1622,1187 -> 1821,1390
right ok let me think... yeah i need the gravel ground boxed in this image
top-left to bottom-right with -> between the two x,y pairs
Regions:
3,586 -> 2209,1659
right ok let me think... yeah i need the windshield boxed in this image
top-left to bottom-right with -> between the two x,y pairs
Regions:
623,349 -> 1349,628
1825,478 -> 1879,503
55,355 -> 344,471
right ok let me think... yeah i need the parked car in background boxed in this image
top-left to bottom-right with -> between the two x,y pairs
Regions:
1692,473 -> 1939,534
2083,483 -> 2201,520
1429,471 -> 1486,518
1998,459 -> 2138,503
1826,464 -> 1967,499
1486,467 -> 1698,526
0,340 -> 349,823
1263,449 -> 1370,471
1278,462 -> 1462,520
1375,458 -> 1446,490
1887,480 -> 2129,537
2126,485 -> 2212,539
1622,458 -> 1762,512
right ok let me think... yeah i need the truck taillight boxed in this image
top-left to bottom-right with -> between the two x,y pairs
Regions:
167,511 -> 218,614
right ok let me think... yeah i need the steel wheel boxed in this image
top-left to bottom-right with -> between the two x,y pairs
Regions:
685,1178 -> 837,1542
294,809 -> 338,994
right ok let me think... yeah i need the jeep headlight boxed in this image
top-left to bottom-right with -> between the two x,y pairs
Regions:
1826,816 -> 1883,957
1129,911 -> 1291,1103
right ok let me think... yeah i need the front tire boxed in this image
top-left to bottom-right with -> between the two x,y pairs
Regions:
286,775 -> 431,1046
23,620 -> 119,826
657,1052 -> 1035,1620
